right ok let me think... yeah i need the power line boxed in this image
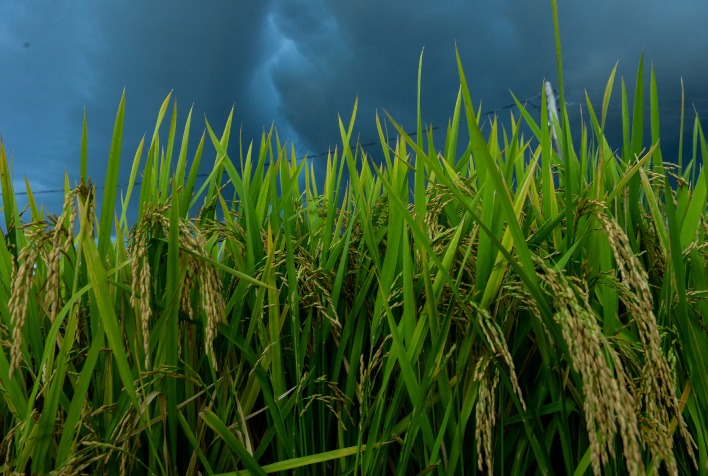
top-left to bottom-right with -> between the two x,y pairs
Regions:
13,93 -> 542,197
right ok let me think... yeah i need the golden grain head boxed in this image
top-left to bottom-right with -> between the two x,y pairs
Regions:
474,366 -> 499,476
536,258 -> 644,476
599,211 -> 696,471
8,240 -> 40,378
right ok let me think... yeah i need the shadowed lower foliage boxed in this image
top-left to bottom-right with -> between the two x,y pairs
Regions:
1,4 -> 707,474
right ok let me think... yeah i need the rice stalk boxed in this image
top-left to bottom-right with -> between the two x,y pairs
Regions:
128,202 -> 225,370
535,256 -> 644,476
598,210 -> 697,472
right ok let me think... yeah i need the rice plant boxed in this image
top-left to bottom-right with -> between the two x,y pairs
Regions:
1,3 -> 707,474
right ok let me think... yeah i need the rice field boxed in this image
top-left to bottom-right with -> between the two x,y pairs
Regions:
1,6 -> 707,475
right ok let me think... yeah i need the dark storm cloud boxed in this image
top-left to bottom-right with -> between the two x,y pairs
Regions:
549,1 -> 708,158
267,1 -> 558,154
0,1 -> 99,194
1,1 -> 707,217
1,1 -> 289,220
77,1 -> 278,184
269,0 -> 708,151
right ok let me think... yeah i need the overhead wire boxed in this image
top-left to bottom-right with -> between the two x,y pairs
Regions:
11,88 -> 708,197
10,92 -> 546,197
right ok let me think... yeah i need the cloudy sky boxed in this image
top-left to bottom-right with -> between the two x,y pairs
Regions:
1,1 -> 707,219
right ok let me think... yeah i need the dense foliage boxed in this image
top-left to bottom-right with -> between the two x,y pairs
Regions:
1,5 -> 707,475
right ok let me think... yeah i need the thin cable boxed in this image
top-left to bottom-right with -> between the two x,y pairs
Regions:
14,93 -> 542,197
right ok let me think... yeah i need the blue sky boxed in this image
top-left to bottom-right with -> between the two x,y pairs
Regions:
1,0 -> 707,217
